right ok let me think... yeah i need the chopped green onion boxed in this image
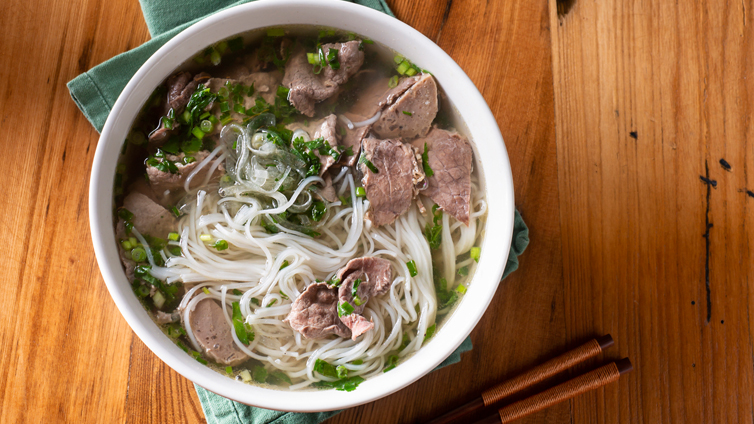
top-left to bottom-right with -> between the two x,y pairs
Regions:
314,359 -> 339,378
396,60 -> 411,75
351,279 -> 362,298
231,301 -> 252,344
252,365 -> 268,383
181,138 -> 202,154
267,27 -> 285,37
121,240 -> 133,250
388,75 -> 399,88
267,299 -> 278,307
402,110 -> 413,116
199,111 -> 210,120
234,103 -> 246,115
202,287 -> 210,295
200,234 -> 212,242
129,237 -> 138,246
406,260 -> 418,277
307,53 -> 318,64
405,66 -> 418,77
183,156 -> 195,164
239,369 -> 252,382
251,298 -> 260,306
182,110 -> 191,124
118,208 -> 134,221
394,54 -> 404,64
280,260 -> 290,270
328,276 -> 341,287
200,120 -> 213,133
210,49 -> 221,66
422,143 -> 434,177
310,201 -> 327,222
191,351 -> 208,365
352,359 -> 363,365
338,301 -> 354,317
424,324 -> 436,342
171,206 -> 182,218
457,266 -> 469,276
336,365 -> 348,379
470,247 -> 481,262
383,355 -> 399,372
225,366 -> 233,374
455,284 -> 467,294
168,232 -> 180,241
212,240 -> 229,251
355,187 -> 366,198
220,115 -> 234,126
152,291 -> 166,309
353,296 -> 363,306
220,101 -> 230,113
130,247 -> 147,263
191,126 -> 205,140
233,289 -> 243,295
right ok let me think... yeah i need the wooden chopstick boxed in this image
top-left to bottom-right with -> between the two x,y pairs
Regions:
473,358 -> 633,424
424,335 -> 614,424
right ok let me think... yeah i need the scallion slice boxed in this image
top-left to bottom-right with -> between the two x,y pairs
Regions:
470,247 -> 481,262
406,260 -> 418,277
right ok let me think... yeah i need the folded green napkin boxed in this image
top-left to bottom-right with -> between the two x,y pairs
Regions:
68,0 -> 530,422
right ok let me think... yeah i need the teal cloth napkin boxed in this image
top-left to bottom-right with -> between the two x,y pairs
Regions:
68,0 -> 530,422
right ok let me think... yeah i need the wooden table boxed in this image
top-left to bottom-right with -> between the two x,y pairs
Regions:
2,0 -> 752,422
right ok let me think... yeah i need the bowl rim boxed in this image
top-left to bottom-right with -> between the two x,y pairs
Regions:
90,0 -> 515,412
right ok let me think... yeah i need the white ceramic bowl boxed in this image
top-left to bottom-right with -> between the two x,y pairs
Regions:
90,0 -> 514,412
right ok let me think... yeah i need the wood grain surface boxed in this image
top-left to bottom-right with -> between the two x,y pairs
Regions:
0,0 -> 751,422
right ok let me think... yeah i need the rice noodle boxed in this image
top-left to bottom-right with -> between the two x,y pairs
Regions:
351,110 -> 381,128
133,138 -> 485,390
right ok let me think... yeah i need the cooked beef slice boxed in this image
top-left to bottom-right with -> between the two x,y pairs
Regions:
313,114 -> 340,175
338,75 -> 429,164
335,257 -> 393,339
206,71 -> 282,107
146,150 -> 224,205
166,72 -> 197,113
119,191 -> 177,239
340,125 -> 369,167
285,282 -> 351,339
361,138 -> 425,227
149,72 -> 212,145
412,128 -> 473,225
373,73 -> 438,139
283,41 -> 364,117
316,172 -> 338,203
189,298 -> 250,366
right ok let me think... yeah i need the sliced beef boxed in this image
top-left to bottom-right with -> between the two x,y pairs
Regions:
335,257 -> 393,340
285,283 -> 351,339
340,126 -> 369,167
338,75 -> 433,163
166,72 -> 196,113
149,72 -> 211,145
283,41 -> 364,117
119,191 -> 177,239
313,114 -> 340,175
360,138 -> 425,227
146,150 -> 224,205
206,71 -> 282,107
316,173 -> 338,203
373,73 -> 438,139
320,41 -> 365,84
412,128 -> 473,224
189,298 -> 250,366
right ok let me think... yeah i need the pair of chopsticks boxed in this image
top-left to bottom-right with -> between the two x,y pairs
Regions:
424,335 -> 631,424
